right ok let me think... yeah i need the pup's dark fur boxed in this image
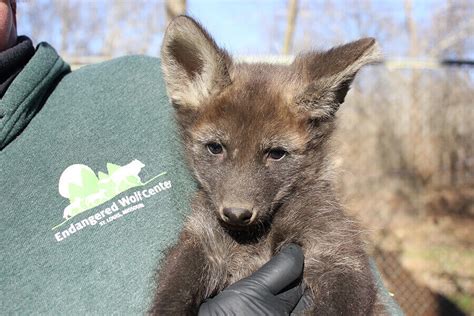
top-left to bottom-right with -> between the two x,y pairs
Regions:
151,16 -> 382,315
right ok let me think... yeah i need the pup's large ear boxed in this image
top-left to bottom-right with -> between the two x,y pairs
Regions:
292,38 -> 381,119
161,16 -> 232,108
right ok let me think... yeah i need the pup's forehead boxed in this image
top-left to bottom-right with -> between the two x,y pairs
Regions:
192,68 -> 309,150
230,62 -> 301,99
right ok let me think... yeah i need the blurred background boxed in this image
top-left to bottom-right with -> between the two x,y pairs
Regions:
17,0 -> 473,315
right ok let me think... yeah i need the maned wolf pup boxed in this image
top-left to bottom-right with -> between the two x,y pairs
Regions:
152,16 -> 382,315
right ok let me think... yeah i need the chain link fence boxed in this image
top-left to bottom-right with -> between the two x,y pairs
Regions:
335,64 -> 473,315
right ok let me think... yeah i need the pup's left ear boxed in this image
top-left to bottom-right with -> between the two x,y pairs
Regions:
292,38 -> 382,119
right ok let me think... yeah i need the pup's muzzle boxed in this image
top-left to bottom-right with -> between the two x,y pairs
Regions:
222,207 -> 253,226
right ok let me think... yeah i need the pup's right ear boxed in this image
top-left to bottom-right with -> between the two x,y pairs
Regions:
161,16 -> 232,109
292,38 -> 381,120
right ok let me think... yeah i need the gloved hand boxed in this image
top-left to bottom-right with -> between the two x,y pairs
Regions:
198,243 -> 309,316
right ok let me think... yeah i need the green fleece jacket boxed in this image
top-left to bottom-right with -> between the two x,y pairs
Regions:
0,43 -> 194,313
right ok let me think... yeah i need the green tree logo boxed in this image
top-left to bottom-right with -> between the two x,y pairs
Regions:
53,160 -> 165,230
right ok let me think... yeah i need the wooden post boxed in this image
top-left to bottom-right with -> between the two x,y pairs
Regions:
165,0 -> 187,24
282,0 -> 298,55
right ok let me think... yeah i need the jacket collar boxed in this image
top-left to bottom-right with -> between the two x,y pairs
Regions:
0,42 -> 70,150
0,36 -> 35,98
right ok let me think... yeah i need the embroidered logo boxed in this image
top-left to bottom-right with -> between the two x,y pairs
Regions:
52,160 -> 170,241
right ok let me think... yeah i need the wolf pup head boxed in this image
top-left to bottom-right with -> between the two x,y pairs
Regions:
161,16 -> 381,230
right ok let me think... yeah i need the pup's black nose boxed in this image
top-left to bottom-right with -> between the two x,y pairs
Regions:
223,207 -> 252,225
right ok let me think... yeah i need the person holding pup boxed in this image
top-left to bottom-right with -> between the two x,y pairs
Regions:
0,0 -> 311,314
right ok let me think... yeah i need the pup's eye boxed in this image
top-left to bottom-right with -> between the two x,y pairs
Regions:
207,142 -> 223,155
267,148 -> 287,161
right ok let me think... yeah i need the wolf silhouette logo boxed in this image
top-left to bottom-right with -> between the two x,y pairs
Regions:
53,160 -> 165,230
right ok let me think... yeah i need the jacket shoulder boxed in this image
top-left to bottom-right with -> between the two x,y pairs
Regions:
65,55 -> 162,84
55,55 -> 165,98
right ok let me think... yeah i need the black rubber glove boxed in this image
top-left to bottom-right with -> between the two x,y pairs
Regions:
198,243 -> 306,316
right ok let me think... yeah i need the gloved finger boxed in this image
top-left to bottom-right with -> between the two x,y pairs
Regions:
291,287 -> 314,315
244,243 -> 304,295
275,280 -> 305,311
